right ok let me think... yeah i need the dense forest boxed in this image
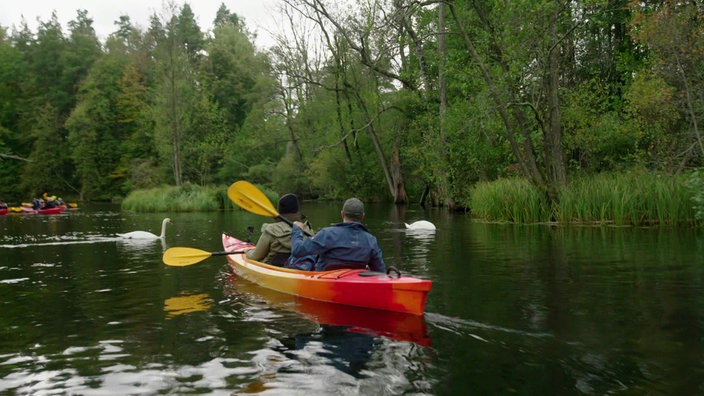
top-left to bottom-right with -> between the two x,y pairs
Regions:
0,1 -> 702,214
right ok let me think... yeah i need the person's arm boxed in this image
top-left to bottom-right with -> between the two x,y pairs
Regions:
245,230 -> 273,261
368,243 -> 386,273
291,222 -> 321,257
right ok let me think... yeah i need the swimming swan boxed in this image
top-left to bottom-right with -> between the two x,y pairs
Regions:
118,218 -> 172,240
404,220 -> 436,230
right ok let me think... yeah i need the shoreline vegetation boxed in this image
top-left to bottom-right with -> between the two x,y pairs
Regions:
123,171 -> 703,227
3,4 -> 702,220
471,171 -> 700,226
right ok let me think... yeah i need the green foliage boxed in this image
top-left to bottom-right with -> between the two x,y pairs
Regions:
181,92 -> 229,186
563,79 -> 635,172
0,1 -> 702,223
623,73 -> 681,168
202,22 -> 273,129
66,52 -> 128,200
19,104 -> 70,196
0,126 -> 22,200
271,152 -> 309,196
686,169 -> 704,223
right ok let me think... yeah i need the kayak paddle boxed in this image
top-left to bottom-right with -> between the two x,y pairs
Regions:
163,247 -> 245,266
227,181 -> 312,236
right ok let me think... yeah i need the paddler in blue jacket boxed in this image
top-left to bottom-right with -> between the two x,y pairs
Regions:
290,197 -> 386,273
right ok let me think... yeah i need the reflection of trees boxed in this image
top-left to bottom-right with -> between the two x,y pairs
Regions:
435,222 -> 704,393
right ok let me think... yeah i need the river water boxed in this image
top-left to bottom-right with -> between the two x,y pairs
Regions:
1,203 -> 703,395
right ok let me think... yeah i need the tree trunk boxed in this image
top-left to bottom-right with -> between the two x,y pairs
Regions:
544,21 -> 568,201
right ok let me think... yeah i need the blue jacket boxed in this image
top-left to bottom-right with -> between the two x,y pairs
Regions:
291,222 -> 386,272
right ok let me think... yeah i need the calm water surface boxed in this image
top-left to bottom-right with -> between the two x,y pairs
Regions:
1,203 -> 703,395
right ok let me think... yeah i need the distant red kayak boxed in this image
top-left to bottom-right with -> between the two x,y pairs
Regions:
222,233 -> 432,315
0,208 -> 7,216
20,206 -> 63,215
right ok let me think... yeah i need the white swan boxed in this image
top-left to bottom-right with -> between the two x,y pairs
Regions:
118,218 -> 172,240
404,220 -> 436,230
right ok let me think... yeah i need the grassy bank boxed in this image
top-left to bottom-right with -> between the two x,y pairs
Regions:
121,184 -> 225,212
469,171 -> 700,226
120,183 -> 282,213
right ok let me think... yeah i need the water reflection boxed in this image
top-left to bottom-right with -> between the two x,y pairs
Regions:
3,204 -> 703,394
219,268 -> 435,394
164,293 -> 213,319
116,237 -> 167,256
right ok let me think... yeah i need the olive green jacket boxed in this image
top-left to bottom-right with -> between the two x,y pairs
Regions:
245,214 -> 313,266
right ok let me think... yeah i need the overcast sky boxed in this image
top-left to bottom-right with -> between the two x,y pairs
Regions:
0,0 -> 282,49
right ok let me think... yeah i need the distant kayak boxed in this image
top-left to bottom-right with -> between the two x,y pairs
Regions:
20,206 -> 63,215
222,233 -> 432,315
0,208 -> 7,216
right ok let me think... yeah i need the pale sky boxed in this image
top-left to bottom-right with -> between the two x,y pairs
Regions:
0,0 -> 282,49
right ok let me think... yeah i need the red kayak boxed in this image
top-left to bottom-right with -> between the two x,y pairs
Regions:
225,272 -> 431,346
0,208 -> 7,215
222,233 -> 432,315
20,206 -> 63,215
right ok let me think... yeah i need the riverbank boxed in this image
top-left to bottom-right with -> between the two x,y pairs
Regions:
121,171 -> 702,227
469,170 -> 701,226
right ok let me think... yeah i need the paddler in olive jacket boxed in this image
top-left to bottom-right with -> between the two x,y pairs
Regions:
245,193 -> 314,266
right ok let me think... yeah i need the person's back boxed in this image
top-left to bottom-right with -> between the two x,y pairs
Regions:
44,197 -> 57,209
291,197 -> 386,273
245,193 -> 313,266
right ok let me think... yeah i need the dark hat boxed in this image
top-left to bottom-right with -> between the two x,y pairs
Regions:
278,193 -> 299,215
342,198 -> 364,220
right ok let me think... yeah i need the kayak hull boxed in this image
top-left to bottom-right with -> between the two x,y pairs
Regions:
224,272 -> 431,346
222,233 -> 431,315
20,207 -> 63,215
0,208 -> 7,216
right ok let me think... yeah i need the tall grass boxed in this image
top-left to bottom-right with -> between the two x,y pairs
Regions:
555,171 -> 696,226
470,171 -> 698,226
469,177 -> 549,223
122,184 -> 222,212
121,182 -> 283,213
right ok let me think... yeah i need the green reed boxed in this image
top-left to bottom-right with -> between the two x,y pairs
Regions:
470,171 -> 697,226
555,171 -> 696,226
469,177 -> 549,223
121,183 -> 283,212
121,184 -> 221,212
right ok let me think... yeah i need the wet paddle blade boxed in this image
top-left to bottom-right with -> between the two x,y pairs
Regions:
163,247 -> 213,266
227,181 -> 279,218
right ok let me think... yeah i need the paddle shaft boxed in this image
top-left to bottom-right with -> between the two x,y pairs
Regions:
210,251 -> 245,256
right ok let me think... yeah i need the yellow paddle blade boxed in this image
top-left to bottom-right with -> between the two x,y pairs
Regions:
227,181 -> 279,218
163,247 -> 212,266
